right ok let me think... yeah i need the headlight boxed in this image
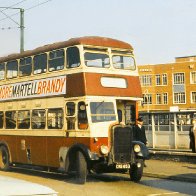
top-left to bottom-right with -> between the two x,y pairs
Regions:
134,144 -> 141,153
100,145 -> 109,155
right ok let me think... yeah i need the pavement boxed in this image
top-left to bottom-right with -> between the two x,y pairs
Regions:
144,150 -> 196,183
0,175 -> 57,196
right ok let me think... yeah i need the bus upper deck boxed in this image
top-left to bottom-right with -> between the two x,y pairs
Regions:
0,36 -> 142,100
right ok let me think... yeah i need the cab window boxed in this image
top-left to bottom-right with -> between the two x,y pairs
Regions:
78,102 -> 88,129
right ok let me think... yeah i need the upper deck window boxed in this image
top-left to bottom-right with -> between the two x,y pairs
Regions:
112,55 -> 135,70
34,53 -> 47,74
0,63 -> 5,80
66,47 -> 80,68
84,52 -> 110,68
7,60 -> 18,79
49,49 -> 65,71
19,57 -> 32,76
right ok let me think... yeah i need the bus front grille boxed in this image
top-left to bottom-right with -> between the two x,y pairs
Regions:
112,126 -> 133,163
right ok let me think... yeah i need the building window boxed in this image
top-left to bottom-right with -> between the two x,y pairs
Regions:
174,92 -> 185,104
163,93 -> 168,104
155,75 -> 161,86
173,73 -> 185,84
143,94 -> 152,104
162,74 -> 167,85
190,72 -> 196,84
156,94 -> 161,104
140,75 -> 152,86
191,92 -> 196,103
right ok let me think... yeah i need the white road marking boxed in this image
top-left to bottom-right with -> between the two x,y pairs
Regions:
148,192 -> 179,196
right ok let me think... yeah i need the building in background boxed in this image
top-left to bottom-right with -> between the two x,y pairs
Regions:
138,55 -> 196,149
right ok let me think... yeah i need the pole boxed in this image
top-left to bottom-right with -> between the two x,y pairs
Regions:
20,8 -> 24,52
0,7 -> 24,53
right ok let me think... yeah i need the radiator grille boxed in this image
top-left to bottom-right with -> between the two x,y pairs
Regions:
112,126 -> 133,163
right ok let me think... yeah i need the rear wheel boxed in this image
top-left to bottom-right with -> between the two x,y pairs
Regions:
76,151 -> 87,184
129,159 -> 144,182
0,146 -> 10,171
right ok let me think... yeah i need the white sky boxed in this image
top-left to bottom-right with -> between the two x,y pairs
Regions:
0,0 -> 196,64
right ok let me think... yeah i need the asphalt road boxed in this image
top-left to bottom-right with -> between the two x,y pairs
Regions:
0,167 -> 195,196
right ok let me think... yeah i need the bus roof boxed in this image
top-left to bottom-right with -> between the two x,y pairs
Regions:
0,36 -> 133,63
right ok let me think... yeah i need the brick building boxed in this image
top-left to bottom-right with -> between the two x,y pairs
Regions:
138,56 -> 196,149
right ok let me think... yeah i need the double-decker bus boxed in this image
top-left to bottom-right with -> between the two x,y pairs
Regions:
0,36 -> 148,184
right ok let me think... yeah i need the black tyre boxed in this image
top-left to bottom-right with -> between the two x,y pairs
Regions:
76,151 -> 87,184
129,159 -> 144,182
0,145 -> 10,171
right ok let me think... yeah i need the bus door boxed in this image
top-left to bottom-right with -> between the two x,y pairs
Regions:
116,100 -> 136,125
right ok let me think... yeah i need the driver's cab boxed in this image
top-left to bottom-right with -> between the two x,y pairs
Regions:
65,98 -> 137,137
116,100 -> 136,125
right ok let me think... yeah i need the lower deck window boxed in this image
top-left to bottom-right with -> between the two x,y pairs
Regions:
32,109 -> 46,129
18,110 -> 30,129
0,112 -> 3,128
48,108 -> 63,129
5,111 -> 16,129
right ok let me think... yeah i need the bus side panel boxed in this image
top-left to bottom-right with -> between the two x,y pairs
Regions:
46,137 -> 76,167
15,136 -> 32,164
30,136 -> 47,166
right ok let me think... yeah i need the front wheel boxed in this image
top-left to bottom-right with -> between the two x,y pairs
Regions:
129,159 -> 144,182
0,145 -> 10,171
76,151 -> 87,184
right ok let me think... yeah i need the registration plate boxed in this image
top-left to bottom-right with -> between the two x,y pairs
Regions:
116,164 -> 130,169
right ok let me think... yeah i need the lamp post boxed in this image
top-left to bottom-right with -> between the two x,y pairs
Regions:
0,7 -> 24,52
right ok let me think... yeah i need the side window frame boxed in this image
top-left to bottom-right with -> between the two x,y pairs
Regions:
33,53 -> 47,74
49,49 -> 65,72
6,60 -> 18,79
66,102 -> 76,130
66,47 -> 81,68
19,56 -> 32,77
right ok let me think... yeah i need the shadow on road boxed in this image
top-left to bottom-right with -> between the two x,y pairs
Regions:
8,166 -> 132,184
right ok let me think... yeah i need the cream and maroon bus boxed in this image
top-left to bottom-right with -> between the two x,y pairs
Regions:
0,36 -> 148,184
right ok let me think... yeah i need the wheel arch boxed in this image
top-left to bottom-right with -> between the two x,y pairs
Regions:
0,141 -> 12,163
60,143 -> 91,172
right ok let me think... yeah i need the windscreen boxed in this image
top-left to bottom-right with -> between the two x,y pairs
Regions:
84,52 -> 110,68
112,55 -> 135,70
90,102 -> 116,123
